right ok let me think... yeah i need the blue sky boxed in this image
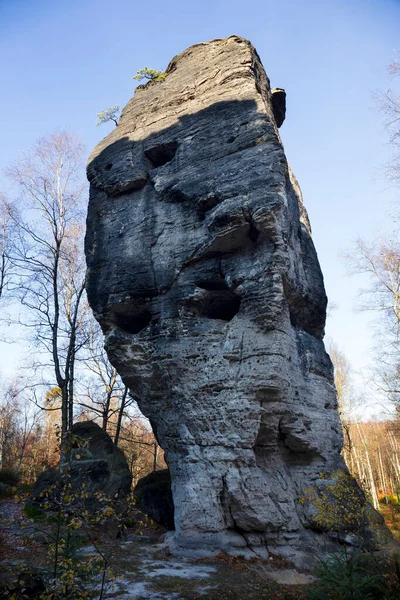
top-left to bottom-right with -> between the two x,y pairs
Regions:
1,0 -> 400,413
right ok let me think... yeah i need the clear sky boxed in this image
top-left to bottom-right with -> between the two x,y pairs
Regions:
1,0 -> 400,414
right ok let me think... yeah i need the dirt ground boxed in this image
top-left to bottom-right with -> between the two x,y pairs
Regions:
0,499 -> 312,599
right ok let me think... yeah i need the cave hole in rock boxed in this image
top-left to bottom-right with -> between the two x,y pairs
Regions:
248,222 -> 259,242
165,188 -> 189,203
196,278 -> 229,291
195,283 -> 241,321
105,163 -> 113,171
132,419 -> 175,530
111,302 -> 152,334
145,141 -> 178,168
196,196 -> 222,219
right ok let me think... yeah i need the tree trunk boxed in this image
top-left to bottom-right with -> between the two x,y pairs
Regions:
357,422 -> 379,509
114,387 -> 128,447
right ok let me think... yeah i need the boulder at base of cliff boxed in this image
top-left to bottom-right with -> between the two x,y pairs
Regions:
28,421 -> 132,527
134,469 -> 174,530
0,569 -> 45,599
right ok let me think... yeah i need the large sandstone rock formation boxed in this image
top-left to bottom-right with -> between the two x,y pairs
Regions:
85,36 -> 391,565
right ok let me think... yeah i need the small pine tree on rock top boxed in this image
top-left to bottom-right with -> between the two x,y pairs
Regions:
132,67 -> 166,82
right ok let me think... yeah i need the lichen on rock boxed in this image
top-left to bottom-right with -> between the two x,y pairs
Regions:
85,35 -> 393,566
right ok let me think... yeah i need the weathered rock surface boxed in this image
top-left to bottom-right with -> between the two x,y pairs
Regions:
29,421 -> 132,520
134,469 -> 175,530
85,35 -> 393,565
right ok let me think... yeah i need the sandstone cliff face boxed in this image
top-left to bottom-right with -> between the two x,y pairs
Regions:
85,36 -> 390,565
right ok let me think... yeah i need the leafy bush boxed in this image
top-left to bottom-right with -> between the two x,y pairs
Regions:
0,468 -> 20,486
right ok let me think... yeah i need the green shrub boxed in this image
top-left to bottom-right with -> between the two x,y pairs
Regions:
308,548 -> 389,600
0,468 -> 20,486
0,481 -> 13,499
24,502 -> 45,521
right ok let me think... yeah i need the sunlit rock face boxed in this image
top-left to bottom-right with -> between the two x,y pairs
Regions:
85,36 -> 390,565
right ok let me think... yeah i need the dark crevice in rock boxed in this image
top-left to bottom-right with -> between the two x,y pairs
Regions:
195,278 -> 229,291
134,469 -> 175,530
182,248 -> 235,271
282,450 -> 324,467
114,309 -> 151,334
221,475 -> 243,534
254,414 -> 280,467
288,303 -> 325,340
196,196 -> 222,219
165,189 -> 189,204
110,301 -> 152,334
248,221 -> 259,242
110,175 -> 149,196
282,274 -> 326,340
194,288 -> 241,321
145,141 -> 178,168
242,207 -> 259,243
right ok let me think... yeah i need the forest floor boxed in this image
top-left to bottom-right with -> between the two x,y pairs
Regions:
2,498 -> 400,599
0,498 -> 312,599
379,502 -> 400,543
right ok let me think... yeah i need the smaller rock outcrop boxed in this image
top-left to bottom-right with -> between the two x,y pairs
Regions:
134,469 -> 175,530
0,469 -> 20,499
29,421 -> 132,522
271,87 -> 286,127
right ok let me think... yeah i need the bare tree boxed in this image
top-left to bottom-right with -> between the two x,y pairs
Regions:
6,132 -> 87,448
346,236 -> 400,407
0,381 -> 19,469
76,319 -> 134,438
0,379 -> 40,474
327,339 -> 353,418
0,194 -> 14,301
380,55 -> 400,182
326,338 -> 357,459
